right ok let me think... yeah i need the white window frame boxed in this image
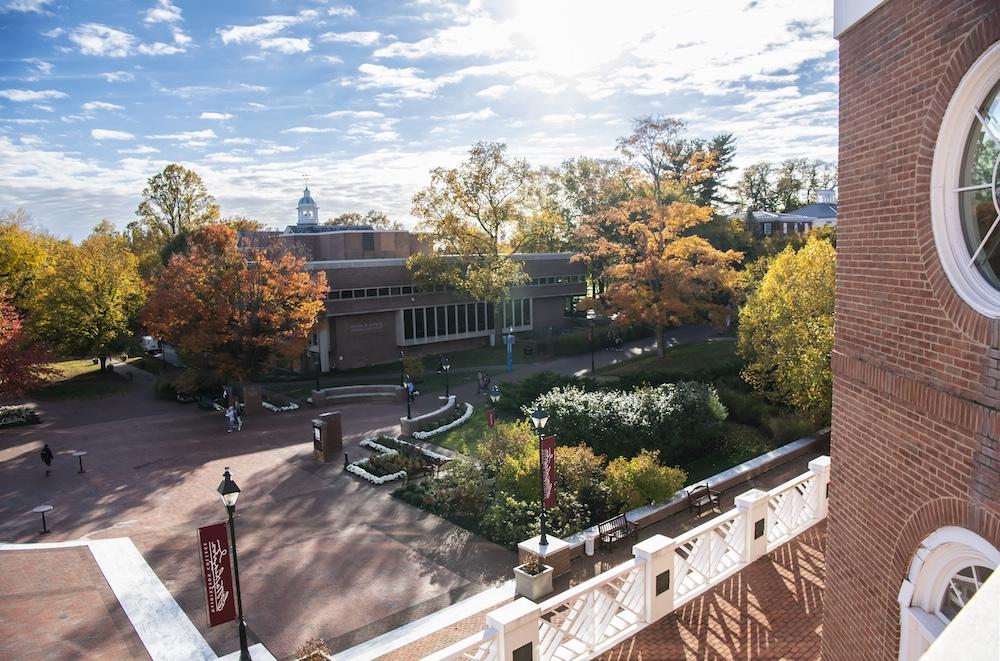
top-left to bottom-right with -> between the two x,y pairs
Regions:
763,222 -> 772,235
897,526 -> 1000,660
931,40 -> 1000,317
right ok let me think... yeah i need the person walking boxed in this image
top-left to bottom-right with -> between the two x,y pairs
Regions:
234,402 -> 243,432
40,444 -> 53,477
225,405 -> 236,433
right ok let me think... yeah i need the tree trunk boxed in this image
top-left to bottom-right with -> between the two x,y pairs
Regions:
656,325 -> 666,357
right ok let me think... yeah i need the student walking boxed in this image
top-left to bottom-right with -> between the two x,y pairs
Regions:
40,444 -> 53,477
234,403 -> 243,432
225,405 -> 237,433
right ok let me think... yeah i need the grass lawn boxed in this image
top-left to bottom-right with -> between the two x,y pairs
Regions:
428,406 -> 522,455
37,359 -> 130,399
599,337 -> 740,380
125,356 -> 165,375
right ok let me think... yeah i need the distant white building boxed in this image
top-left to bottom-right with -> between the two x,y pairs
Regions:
745,188 -> 838,238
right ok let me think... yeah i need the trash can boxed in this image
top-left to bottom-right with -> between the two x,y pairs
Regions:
585,532 -> 597,556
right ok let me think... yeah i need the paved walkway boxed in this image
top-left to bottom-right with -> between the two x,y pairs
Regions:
600,521 -> 826,660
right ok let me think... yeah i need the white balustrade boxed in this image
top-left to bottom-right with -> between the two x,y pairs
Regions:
412,456 -> 831,661
537,559 -> 645,660
673,509 -> 746,606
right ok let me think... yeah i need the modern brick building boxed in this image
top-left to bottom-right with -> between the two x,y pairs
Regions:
279,187 -> 587,371
745,189 -> 838,238
828,1 -> 1000,659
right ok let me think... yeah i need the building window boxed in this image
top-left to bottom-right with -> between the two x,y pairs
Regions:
403,309 -> 413,340
763,222 -> 772,235
362,232 -> 375,251
931,40 -> 1000,317
938,565 -> 993,622
399,302 -> 496,345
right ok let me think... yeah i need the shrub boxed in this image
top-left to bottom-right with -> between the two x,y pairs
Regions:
530,382 -> 726,461
761,414 -> 814,444
494,372 -> 596,416
428,459 -> 493,521
605,449 -> 687,510
295,639 -> 332,661
0,405 -> 40,428
715,384 -> 769,426
403,354 -> 425,381
365,452 -> 424,477
721,422 -> 771,457
481,491 -> 590,548
153,375 -> 177,400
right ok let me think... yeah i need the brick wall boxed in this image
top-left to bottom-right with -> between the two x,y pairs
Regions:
827,2 -> 1000,659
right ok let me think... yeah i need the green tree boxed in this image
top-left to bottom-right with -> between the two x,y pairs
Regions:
30,223 -> 145,370
736,162 -> 778,212
0,209 -> 52,310
605,449 -> 687,510
325,209 -> 402,230
738,237 -> 835,423
407,142 -> 534,344
135,164 -> 219,239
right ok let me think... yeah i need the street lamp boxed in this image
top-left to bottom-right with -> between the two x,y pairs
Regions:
530,406 -> 550,546
399,349 -> 405,387
404,373 -> 413,420
217,468 -> 252,661
587,309 -> 597,374
311,350 -> 320,392
488,384 -> 501,443
440,357 -> 451,398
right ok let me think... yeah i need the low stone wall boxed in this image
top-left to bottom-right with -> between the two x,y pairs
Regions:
311,384 -> 405,406
400,395 -> 457,435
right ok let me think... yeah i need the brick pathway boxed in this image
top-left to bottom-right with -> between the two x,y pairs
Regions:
0,547 -> 150,661
600,521 -> 826,661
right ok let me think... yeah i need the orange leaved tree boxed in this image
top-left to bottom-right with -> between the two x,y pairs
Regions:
142,225 -> 327,391
581,198 -> 742,356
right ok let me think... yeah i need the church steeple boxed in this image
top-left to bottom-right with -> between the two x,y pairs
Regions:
297,186 -> 318,225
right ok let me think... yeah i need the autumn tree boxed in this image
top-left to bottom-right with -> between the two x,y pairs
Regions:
407,142 -> 535,343
583,198 -> 742,355
0,209 -> 54,310
738,237 -> 836,424
142,224 -> 327,390
0,290 -> 55,398
30,223 -> 145,370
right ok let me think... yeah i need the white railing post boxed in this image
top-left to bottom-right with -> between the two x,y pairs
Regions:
735,488 -> 770,564
632,534 -> 676,624
808,455 -> 831,521
487,598 -> 540,661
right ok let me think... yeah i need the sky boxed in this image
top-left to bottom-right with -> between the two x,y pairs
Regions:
0,0 -> 839,240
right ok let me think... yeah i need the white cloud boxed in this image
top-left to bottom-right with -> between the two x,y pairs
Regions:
118,145 -> 159,154
0,118 -> 50,125
217,11 -> 316,45
204,153 -> 253,164
445,108 -> 496,121
320,31 -> 380,46
42,27 -> 63,38
245,102 -> 267,110
82,101 -> 125,111
223,137 -> 256,145
313,55 -> 344,64
541,113 -> 586,124
4,0 -> 52,12
148,129 -> 217,140
69,23 -> 135,57
101,71 -> 135,83
259,37 -> 311,54
23,58 -> 53,78
282,126 -> 337,134
200,112 -> 234,120
0,88 -> 67,102
354,63 -> 453,99
323,110 -> 384,119
91,128 -> 135,140
327,5 -> 356,17
374,17 -> 511,59
144,0 -> 182,24
33,104 -> 53,112
137,42 -> 184,55
476,84 -> 510,99
171,28 -> 192,46
255,145 -> 297,155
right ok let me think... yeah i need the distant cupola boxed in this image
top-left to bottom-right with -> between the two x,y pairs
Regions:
297,186 -> 319,225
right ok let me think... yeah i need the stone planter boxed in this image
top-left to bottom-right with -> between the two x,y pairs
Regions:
514,563 -> 554,600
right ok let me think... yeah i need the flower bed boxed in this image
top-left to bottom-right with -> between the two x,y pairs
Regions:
0,405 -> 40,428
413,403 -> 474,440
348,435 -> 449,485
347,460 -> 408,484
262,400 -> 299,413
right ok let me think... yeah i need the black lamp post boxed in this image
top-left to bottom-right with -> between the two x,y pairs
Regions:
217,468 -> 252,661
440,357 -> 451,398
587,308 -> 597,374
311,351 -> 320,392
404,374 -> 413,420
488,384 -> 501,443
530,406 -> 550,546
399,349 -> 405,387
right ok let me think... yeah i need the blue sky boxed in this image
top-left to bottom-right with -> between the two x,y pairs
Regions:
0,0 -> 838,240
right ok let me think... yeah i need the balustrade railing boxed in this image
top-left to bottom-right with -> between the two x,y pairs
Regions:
537,559 -> 645,660
412,455 -> 831,661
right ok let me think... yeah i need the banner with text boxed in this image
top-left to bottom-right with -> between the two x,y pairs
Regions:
198,522 -> 236,627
542,435 -> 557,508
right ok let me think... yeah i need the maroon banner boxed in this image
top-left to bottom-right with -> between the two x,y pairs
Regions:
198,522 -> 236,628
487,409 -> 496,428
541,435 -> 557,508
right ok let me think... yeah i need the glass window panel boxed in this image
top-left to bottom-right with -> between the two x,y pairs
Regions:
514,298 -> 523,326
341,290 -> 354,299
363,232 -> 375,251
414,308 -> 425,339
366,288 -> 377,297
426,306 -> 436,336
466,304 -> 476,331
328,291 -> 339,300
390,287 -> 401,296
378,287 -> 389,296
477,303 -> 486,331
354,289 -> 365,298
448,305 -> 457,334
486,303 -> 495,329
401,286 -> 413,295
523,299 -> 531,325
457,304 -> 467,333
436,307 -> 446,335
403,309 -> 413,340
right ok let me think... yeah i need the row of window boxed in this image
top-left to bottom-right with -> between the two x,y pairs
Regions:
327,274 -> 585,301
401,299 -> 532,342
762,221 -> 811,235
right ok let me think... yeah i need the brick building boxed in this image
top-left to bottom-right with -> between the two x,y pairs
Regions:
279,187 -> 587,371
745,188 -> 838,238
828,1 -> 1000,659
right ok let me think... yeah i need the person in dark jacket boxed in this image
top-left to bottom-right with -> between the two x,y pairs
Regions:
40,444 -> 53,477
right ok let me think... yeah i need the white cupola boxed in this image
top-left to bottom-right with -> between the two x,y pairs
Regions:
297,186 -> 319,225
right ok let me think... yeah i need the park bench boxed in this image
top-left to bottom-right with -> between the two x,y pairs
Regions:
597,513 -> 639,550
687,484 -> 720,515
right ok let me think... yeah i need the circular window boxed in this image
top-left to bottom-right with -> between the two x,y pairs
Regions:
932,40 -> 1000,317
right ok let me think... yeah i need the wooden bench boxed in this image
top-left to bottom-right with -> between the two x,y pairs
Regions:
687,484 -> 720,515
597,513 -> 639,550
